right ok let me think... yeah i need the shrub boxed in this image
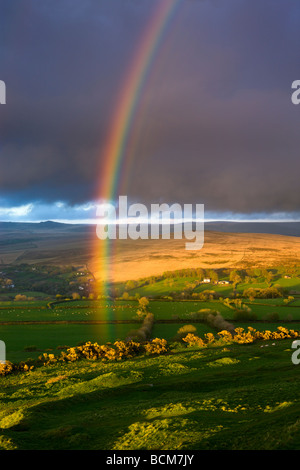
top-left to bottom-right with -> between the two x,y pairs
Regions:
24,346 -> 37,352
173,325 -> 197,342
126,312 -> 154,342
144,338 -> 168,355
188,309 -> 218,321
14,294 -> 27,301
0,361 -> 14,376
182,334 -> 206,347
204,332 -> 215,343
233,310 -> 258,321
1,325 -> 300,377
264,312 -> 280,322
218,330 -> 233,342
0,361 -> 34,376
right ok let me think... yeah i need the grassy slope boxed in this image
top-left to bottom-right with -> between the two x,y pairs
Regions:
1,339 -> 300,450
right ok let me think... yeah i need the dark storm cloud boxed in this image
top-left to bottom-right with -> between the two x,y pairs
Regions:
0,0 -> 300,215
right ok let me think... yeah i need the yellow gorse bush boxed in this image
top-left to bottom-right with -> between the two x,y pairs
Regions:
182,326 -> 300,347
144,338 -> 168,355
41,338 -> 169,366
182,334 -> 206,347
0,360 -> 34,376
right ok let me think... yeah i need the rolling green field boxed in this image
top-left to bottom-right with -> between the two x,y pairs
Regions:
0,324 -> 142,363
1,266 -> 300,450
1,339 -> 300,450
148,300 -> 233,319
124,276 -> 300,298
1,296 -> 300,363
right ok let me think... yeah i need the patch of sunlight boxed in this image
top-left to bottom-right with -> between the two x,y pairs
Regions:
0,435 -> 18,450
112,418 -> 224,450
194,398 -> 248,413
144,403 -> 196,419
159,362 -> 196,376
58,370 -> 143,398
208,357 -> 240,367
264,401 -> 293,413
0,410 -> 25,429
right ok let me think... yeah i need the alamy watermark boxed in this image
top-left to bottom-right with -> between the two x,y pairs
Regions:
96,196 -> 204,250
0,80 -> 6,104
291,340 -> 300,365
291,80 -> 300,105
0,341 -> 6,364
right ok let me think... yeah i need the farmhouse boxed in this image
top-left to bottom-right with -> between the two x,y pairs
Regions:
218,280 -> 230,285
202,278 -> 211,283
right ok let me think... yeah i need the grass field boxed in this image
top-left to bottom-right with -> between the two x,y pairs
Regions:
0,339 -> 300,450
1,221 -> 300,451
151,323 -> 216,341
241,304 -> 300,321
1,296 -> 300,364
0,323 -> 139,363
148,300 -> 233,319
1,260 -> 300,451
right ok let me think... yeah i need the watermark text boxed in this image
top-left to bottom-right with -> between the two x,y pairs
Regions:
0,80 -> 6,104
96,196 -> 204,250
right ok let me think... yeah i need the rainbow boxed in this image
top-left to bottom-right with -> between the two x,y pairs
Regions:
93,0 -> 183,299
98,0 -> 183,203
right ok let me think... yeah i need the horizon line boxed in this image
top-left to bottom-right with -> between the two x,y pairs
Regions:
1,218 -> 300,225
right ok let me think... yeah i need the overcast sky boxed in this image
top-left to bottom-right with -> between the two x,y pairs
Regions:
0,0 -> 300,222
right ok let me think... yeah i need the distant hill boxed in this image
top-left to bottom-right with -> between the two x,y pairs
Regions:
0,220 -> 91,234
205,221 -> 300,237
0,220 -> 300,236
0,220 -> 300,280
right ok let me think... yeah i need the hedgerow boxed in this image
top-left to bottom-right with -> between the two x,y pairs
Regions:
0,326 -> 299,377
0,338 -> 168,376
182,326 -> 300,347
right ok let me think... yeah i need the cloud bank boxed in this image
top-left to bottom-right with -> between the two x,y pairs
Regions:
0,0 -> 300,220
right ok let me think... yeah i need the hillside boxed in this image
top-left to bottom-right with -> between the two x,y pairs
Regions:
0,221 -> 300,282
90,231 -> 300,282
0,338 -> 299,450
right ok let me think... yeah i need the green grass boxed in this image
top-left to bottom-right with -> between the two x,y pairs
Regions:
123,274 -> 300,299
1,282 -> 300,451
148,300 -> 232,320
1,296 -> 299,363
194,284 -> 233,296
0,300 -> 138,322
0,300 -> 49,308
151,323 -> 216,341
274,277 -> 300,291
0,339 -> 300,450
236,281 -> 269,292
0,323 -> 140,363
129,277 -> 199,297
246,298 -> 289,305
244,303 -> 300,321
15,291 -> 49,298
